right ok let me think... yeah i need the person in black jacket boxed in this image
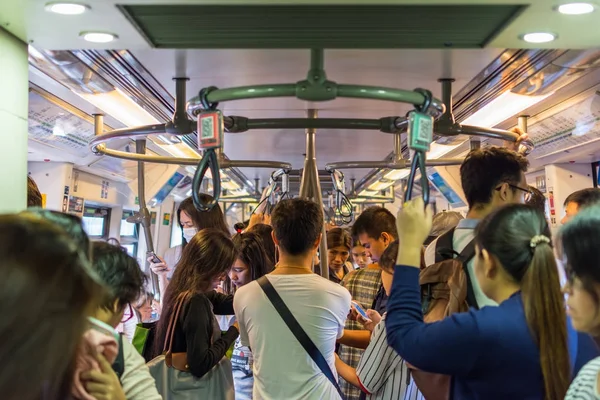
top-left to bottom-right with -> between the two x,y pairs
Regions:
152,228 -> 239,379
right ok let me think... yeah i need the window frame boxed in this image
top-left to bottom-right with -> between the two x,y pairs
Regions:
82,206 -> 111,240
120,210 -> 140,257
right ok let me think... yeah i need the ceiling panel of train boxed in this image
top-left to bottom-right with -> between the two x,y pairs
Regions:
7,0 -> 600,201
3,1 -> 600,49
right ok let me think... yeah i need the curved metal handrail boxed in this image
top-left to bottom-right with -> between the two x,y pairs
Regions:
325,157 -> 462,171
93,144 -> 293,170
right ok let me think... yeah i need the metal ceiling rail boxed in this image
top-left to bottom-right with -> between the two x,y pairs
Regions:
186,49 -> 445,118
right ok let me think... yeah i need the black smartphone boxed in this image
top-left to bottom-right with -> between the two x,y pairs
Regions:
147,251 -> 162,264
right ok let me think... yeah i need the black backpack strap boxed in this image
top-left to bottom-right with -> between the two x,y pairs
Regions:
457,239 -> 478,310
257,276 -> 345,400
434,228 -> 457,263
112,333 -> 125,381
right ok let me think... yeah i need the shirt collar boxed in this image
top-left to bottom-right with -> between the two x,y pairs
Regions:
456,218 -> 479,230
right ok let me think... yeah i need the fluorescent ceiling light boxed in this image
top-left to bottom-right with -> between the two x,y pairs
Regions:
521,32 -> 556,43
358,189 -> 378,197
155,142 -> 199,158
77,88 -> 200,160
80,32 -> 117,43
384,169 -> 410,181
368,180 -> 394,191
382,143 -> 458,182
556,2 -> 595,14
77,88 -> 159,127
45,2 -> 89,15
461,90 -> 553,128
427,142 -> 460,159
222,179 -> 241,191
231,188 -> 249,196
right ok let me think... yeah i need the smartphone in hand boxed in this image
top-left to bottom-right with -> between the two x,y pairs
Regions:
147,251 -> 162,264
351,301 -> 370,321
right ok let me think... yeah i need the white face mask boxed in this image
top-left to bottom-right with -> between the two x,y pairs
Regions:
182,227 -> 198,242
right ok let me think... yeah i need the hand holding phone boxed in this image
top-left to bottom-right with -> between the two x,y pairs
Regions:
147,251 -> 161,264
147,252 -> 170,277
351,301 -> 370,321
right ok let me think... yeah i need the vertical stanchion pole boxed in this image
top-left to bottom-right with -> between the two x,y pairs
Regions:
299,109 -> 328,278
93,114 -> 104,136
136,139 -> 160,298
518,115 -> 528,133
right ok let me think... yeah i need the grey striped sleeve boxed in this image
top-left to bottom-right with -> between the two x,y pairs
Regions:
566,357 -> 600,400
356,318 -> 404,398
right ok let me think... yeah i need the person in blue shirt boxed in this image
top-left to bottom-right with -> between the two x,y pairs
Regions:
386,198 -> 599,400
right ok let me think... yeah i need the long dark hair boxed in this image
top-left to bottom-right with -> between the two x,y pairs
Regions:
247,223 -> 276,264
559,204 -> 600,311
225,232 -> 274,293
475,204 -> 570,399
0,214 -> 102,400
153,228 -> 236,356
177,196 -> 229,248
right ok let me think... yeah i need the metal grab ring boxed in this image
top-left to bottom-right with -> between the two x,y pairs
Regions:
192,148 -> 221,211
199,86 -> 219,111
251,181 -> 276,216
414,88 -> 433,114
336,190 -> 353,219
404,151 -> 430,206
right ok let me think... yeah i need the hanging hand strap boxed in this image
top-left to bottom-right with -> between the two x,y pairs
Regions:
191,148 -> 220,211
404,88 -> 433,206
191,87 -> 221,212
257,277 -> 345,400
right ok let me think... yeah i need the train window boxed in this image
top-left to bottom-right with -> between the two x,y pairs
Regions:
120,210 -> 139,257
170,221 -> 183,248
82,206 -> 111,239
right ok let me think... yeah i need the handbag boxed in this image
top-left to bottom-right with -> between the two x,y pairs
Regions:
132,321 -> 157,362
147,293 -> 235,400
257,276 -> 345,400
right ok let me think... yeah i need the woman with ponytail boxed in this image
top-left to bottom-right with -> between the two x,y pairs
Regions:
386,200 -> 598,399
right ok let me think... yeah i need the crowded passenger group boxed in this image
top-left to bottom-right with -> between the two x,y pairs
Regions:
8,134 -> 600,400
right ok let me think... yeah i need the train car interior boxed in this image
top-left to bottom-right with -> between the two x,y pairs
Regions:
1,0 -> 599,282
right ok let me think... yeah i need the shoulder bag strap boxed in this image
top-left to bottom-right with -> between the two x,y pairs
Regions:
163,293 -> 187,354
257,276 -> 345,400
457,240 -> 478,309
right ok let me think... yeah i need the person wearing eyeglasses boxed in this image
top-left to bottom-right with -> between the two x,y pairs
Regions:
423,144 -> 531,309
90,241 -> 162,400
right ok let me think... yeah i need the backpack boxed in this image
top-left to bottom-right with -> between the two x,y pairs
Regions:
408,227 -> 478,400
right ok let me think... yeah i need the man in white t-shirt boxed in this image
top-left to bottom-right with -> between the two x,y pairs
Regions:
234,198 -> 351,400
424,145 -> 530,308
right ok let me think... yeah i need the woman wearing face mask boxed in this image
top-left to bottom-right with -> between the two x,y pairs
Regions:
148,195 -> 230,302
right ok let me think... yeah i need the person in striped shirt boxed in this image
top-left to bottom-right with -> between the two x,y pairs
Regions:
334,241 -> 423,400
338,248 -> 381,400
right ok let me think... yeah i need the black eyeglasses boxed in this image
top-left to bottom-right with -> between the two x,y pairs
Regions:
496,183 -> 532,202
121,303 -> 134,323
